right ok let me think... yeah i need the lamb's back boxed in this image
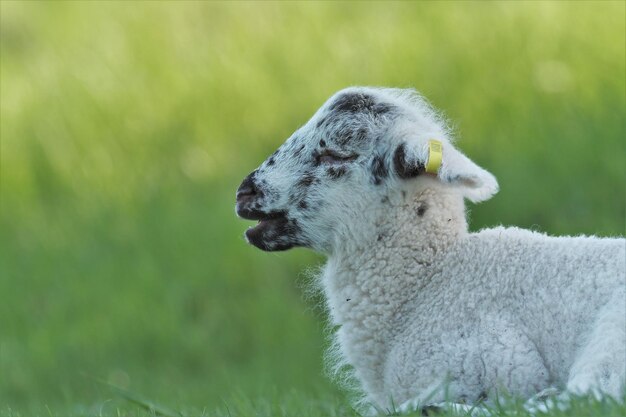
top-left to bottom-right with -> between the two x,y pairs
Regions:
458,226 -> 625,381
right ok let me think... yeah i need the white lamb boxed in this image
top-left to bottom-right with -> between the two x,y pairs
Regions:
235,86 -> 626,414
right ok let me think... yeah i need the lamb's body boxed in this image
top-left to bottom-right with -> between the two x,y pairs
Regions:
235,86 -> 626,413
323,188 -> 625,409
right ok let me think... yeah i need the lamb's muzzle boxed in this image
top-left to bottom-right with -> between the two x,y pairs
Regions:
236,171 -> 302,251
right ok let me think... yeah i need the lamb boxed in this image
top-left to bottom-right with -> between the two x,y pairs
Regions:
234,86 -> 626,414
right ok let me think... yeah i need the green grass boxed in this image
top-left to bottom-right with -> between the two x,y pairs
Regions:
3,387 -> 625,417
0,1 -> 624,416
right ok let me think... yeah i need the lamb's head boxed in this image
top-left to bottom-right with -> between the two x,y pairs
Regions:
236,87 -> 498,253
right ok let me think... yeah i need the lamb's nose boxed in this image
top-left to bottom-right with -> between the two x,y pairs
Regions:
236,172 -> 260,201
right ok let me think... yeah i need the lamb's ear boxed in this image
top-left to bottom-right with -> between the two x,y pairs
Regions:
392,141 -> 499,203
438,144 -> 499,202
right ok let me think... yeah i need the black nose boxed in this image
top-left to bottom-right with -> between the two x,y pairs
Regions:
236,171 -> 261,201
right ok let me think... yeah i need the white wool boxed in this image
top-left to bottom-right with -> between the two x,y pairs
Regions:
322,187 -> 624,411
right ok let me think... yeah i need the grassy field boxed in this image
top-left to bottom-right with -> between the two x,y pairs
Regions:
1,1 -> 624,416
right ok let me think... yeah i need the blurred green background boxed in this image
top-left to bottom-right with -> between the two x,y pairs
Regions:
1,1 -> 624,415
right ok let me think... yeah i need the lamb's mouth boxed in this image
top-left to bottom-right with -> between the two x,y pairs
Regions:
245,212 -> 287,235
237,208 -> 295,251
236,207 -> 286,222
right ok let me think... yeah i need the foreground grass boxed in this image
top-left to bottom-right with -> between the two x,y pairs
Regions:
2,391 -> 625,417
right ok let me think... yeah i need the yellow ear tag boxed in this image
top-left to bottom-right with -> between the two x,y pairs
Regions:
425,139 -> 443,174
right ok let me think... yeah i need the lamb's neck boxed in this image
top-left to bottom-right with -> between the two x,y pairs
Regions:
323,185 -> 468,323
321,187 -> 467,397
329,186 -> 468,287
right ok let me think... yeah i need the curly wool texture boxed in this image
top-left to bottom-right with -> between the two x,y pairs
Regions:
237,86 -> 626,413
321,186 -> 625,412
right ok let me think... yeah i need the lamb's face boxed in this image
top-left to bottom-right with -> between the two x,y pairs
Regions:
236,88 -> 405,252
236,87 -> 498,252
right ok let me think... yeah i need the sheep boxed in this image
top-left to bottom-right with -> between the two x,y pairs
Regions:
235,86 -> 626,414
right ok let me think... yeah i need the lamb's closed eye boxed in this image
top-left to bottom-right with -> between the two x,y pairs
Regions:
316,150 -> 357,165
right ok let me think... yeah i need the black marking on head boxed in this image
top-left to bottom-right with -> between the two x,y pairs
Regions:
330,92 -> 376,113
294,144 -> 305,155
329,92 -> 395,117
416,203 -> 428,217
316,117 -> 327,128
298,200 -> 308,210
393,143 -> 425,179
326,166 -> 347,179
297,173 -> 316,188
356,127 -> 368,141
267,157 -> 275,166
335,125 -> 370,145
381,196 -> 389,204
371,154 -> 388,185
319,139 -> 326,147
335,127 -> 352,145
312,150 -> 323,166
372,102 -> 393,116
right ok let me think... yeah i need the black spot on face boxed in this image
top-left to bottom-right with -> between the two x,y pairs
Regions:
393,143 -> 425,179
371,154 -> 388,185
297,173 -> 316,188
316,117 -> 327,128
355,127 -> 368,141
334,128 -> 348,145
416,203 -> 427,217
298,200 -> 308,210
335,127 -> 352,145
319,139 -> 326,147
267,157 -> 275,166
294,144 -> 305,155
335,125 -> 370,145
326,166 -> 346,179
